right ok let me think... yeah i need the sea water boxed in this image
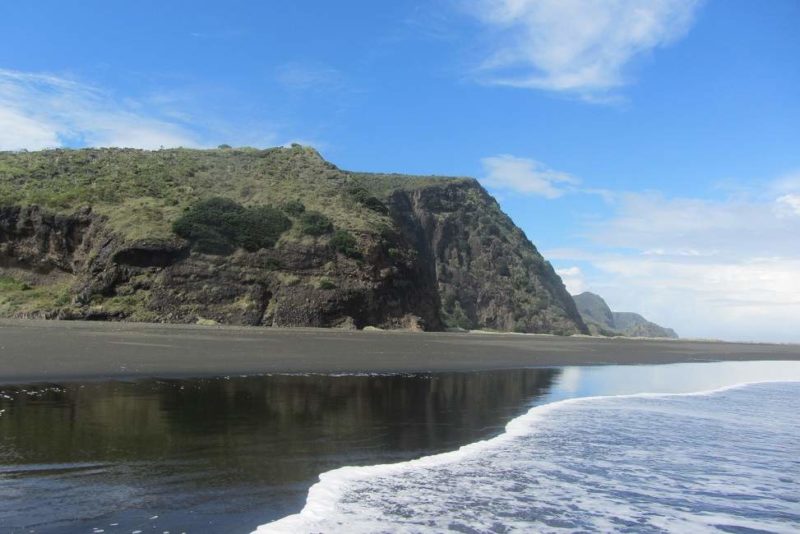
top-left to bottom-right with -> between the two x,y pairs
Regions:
2,361 -> 798,532
258,363 -> 800,533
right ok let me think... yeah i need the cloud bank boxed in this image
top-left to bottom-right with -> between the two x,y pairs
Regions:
0,69 -> 200,150
550,176 -> 800,342
555,266 -> 586,294
466,0 -> 703,97
481,154 -> 578,198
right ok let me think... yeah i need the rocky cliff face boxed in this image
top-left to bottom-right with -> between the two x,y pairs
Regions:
0,204 -> 440,329
389,181 -> 586,334
0,147 -> 586,334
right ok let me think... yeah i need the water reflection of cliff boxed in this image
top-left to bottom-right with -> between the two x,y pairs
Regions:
0,369 -> 560,532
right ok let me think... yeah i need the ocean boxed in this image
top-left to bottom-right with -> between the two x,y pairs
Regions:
258,365 -> 800,534
1,361 -> 799,533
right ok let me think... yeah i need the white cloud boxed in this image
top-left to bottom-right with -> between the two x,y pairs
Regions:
776,194 -> 800,218
556,266 -> 586,294
481,154 -> 578,198
770,171 -> 800,194
0,69 -> 201,150
466,0 -> 703,97
0,106 -> 60,149
591,256 -> 800,343
549,180 -> 800,342
590,192 -> 797,257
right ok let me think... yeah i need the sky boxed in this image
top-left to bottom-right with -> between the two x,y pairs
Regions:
1,0 -> 798,342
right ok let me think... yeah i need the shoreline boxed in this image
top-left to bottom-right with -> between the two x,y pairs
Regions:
1,319 -> 798,384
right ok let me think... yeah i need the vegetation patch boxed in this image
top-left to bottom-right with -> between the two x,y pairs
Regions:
0,276 -> 31,292
98,291 -> 156,321
281,199 -> 306,217
0,276 -> 72,316
346,186 -> 389,215
173,197 -> 291,254
330,229 -> 360,258
298,211 -> 333,236
442,300 -> 474,331
0,147 -> 462,242
318,278 -> 336,290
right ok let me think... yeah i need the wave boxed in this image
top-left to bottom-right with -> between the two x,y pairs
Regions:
255,380 -> 800,533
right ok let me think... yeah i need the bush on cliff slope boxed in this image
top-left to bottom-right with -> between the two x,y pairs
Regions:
330,229 -> 360,258
173,197 -> 291,254
298,211 -> 333,236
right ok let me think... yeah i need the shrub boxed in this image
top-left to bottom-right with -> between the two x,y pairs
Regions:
485,223 -> 500,236
172,197 -> 244,254
442,290 -> 457,309
264,257 -> 282,270
298,211 -> 333,236
235,206 -> 292,251
496,259 -> 511,277
346,186 -> 370,203
445,301 -> 474,330
346,186 -> 388,214
330,229 -> 360,258
173,197 -> 291,254
0,276 -> 28,291
362,196 -> 388,215
318,278 -> 336,290
281,199 -> 306,217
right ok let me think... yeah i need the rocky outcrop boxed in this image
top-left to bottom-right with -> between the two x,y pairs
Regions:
389,181 -> 587,335
0,205 -> 105,276
0,148 -> 587,334
0,204 -> 444,328
572,291 -> 678,339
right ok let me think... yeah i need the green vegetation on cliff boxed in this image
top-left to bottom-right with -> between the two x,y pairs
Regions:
173,197 -> 292,254
0,145 -> 457,241
0,146 -> 587,334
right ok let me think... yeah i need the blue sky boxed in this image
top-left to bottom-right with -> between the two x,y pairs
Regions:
1,1 -> 799,341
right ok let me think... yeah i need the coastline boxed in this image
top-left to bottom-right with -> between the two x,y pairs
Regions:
3,359 -> 799,532
1,319 -> 798,384
258,378 -> 800,533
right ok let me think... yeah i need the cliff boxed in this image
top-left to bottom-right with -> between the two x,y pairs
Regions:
0,146 -> 587,334
572,291 -> 678,339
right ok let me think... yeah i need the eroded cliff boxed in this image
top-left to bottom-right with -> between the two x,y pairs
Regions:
0,146 -> 587,334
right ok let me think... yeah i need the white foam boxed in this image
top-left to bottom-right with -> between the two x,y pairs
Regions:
255,379 -> 800,533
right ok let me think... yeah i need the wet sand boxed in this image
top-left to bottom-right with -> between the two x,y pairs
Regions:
0,319 -> 798,383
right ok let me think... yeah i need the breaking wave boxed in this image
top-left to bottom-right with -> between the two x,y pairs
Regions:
256,381 -> 800,533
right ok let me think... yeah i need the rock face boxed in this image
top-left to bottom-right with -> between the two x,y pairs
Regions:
572,292 -> 678,339
0,147 -> 587,335
389,182 -> 586,334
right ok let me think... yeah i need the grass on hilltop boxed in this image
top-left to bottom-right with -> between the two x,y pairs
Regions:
0,145 -> 470,242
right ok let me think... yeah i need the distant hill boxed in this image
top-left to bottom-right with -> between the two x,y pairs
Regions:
0,146 -> 587,335
572,292 -> 678,339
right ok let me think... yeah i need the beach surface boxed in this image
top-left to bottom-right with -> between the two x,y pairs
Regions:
1,319 -> 798,383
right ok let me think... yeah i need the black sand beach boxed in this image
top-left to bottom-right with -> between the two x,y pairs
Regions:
2,318 -> 799,532
0,319 -> 797,383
